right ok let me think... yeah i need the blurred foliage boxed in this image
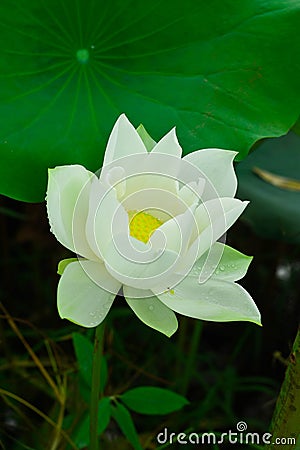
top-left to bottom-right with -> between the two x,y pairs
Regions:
237,131 -> 300,243
0,190 -> 299,449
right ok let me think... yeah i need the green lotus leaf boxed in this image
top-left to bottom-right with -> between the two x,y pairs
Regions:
292,116 -> 300,136
1,0 -> 300,201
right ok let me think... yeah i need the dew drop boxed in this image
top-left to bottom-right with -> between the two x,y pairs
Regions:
219,265 -> 225,271
148,305 -> 154,311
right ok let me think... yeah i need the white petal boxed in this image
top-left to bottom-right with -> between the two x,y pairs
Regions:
183,198 -> 248,265
150,204 -> 197,255
58,260 -> 120,327
85,179 -> 128,260
46,165 -> 97,259
151,128 -> 182,158
123,175 -> 179,204
178,179 -> 205,207
188,242 -> 253,283
103,166 -> 126,199
103,234 -> 180,289
103,114 -> 147,166
102,151 -> 182,213
80,259 -> 122,294
156,277 -> 261,325
183,149 -> 238,198
119,153 -> 181,209
124,286 -> 178,337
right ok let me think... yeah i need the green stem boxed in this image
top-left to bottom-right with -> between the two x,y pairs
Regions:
265,326 -> 300,450
180,320 -> 203,396
89,322 -> 106,450
175,316 -> 188,380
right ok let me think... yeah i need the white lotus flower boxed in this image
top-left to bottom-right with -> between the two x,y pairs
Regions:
46,114 -> 261,337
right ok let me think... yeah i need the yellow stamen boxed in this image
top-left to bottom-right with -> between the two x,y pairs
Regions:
128,210 -> 162,243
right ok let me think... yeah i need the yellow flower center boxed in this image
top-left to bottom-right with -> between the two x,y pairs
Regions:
128,210 -> 162,243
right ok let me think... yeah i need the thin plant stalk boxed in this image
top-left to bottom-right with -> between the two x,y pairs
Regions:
265,326 -> 300,450
175,316 -> 188,380
180,320 -> 203,396
89,322 -> 106,450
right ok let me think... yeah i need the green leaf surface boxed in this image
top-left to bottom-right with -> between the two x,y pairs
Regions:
111,402 -> 143,450
1,0 -> 300,201
292,116 -> 300,136
120,387 -> 189,415
73,397 -> 111,448
236,131 -> 300,243
72,332 -> 108,391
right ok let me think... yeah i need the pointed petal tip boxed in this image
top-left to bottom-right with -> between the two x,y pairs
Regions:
151,126 -> 182,157
196,148 -> 238,158
242,200 -> 250,210
229,150 -> 239,159
118,112 -> 126,119
171,127 -> 181,145
57,308 -> 65,320
164,324 -> 178,338
104,112 -> 147,164
254,317 -> 262,327
247,313 -> 262,327
117,112 -> 131,125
